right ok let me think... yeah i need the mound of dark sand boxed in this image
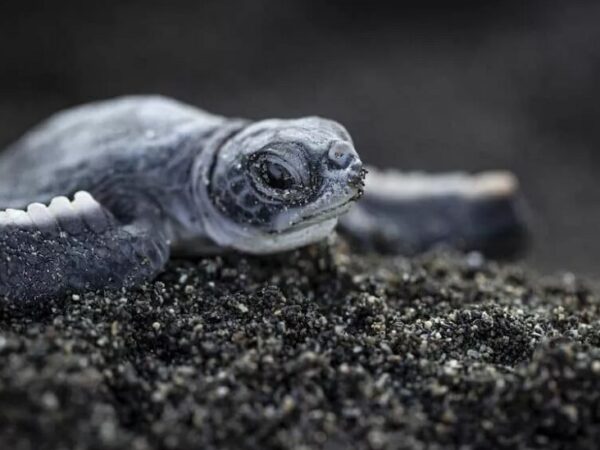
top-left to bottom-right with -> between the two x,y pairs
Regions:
1,241 -> 599,450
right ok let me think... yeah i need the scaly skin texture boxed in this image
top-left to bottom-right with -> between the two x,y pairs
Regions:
0,97 -> 226,300
0,96 -> 227,217
0,201 -> 169,299
0,96 -> 364,300
0,95 -> 525,301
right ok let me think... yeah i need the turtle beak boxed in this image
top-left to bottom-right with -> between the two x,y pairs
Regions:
347,166 -> 367,200
348,165 -> 365,186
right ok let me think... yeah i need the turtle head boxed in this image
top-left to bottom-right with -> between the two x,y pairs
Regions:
201,117 -> 364,253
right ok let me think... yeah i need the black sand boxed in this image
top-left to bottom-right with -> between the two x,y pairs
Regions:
1,240 -> 599,449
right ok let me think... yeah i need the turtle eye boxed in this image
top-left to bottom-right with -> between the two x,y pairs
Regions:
249,148 -> 308,197
261,161 -> 295,190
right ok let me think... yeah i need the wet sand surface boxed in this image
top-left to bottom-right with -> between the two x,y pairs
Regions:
1,241 -> 599,449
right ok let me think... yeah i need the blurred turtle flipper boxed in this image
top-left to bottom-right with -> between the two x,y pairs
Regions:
338,167 -> 530,259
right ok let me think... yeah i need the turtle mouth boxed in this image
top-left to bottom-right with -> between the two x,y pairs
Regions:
285,197 -> 356,232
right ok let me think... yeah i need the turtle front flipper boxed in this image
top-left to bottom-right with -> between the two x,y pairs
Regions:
338,168 -> 529,258
0,191 -> 170,300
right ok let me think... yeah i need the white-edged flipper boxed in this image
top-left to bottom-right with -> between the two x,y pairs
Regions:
6,208 -> 34,228
48,195 -> 86,235
0,191 -> 169,300
72,191 -> 111,233
27,202 -> 60,235
339,167 -> 529,257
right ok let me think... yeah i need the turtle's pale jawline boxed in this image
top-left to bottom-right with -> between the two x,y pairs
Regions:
282,198 -> 356,233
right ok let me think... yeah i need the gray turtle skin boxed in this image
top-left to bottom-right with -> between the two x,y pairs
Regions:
0,95 -> 526,300
0,96 -> 364,300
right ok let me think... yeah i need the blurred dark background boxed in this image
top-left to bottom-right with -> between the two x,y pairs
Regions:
1,0 -> 599,277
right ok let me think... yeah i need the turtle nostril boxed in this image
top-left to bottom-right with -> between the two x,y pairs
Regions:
328,142 -> 357,169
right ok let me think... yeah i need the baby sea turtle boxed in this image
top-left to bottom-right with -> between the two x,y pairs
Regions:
0,96 -> 525,299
